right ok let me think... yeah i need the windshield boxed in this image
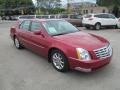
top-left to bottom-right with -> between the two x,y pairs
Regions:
42,20 -> 79,36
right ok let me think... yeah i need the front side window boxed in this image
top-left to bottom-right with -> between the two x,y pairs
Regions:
31,21 -> 42,31
109,14 -> 116,19
42,20 -> 79,36
19,20 -> 31,31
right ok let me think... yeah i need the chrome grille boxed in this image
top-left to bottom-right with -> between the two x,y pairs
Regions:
94,44 -> 112,59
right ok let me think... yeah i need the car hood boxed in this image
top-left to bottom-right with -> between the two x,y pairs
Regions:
53,31 -> 108,51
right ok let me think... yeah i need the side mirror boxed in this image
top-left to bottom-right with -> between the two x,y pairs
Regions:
33,31 -> 42,35
33,31 -> 45,37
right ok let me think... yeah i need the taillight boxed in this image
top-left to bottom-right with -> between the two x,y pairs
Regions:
11,26 -> 16,33
118,19 -> 120,22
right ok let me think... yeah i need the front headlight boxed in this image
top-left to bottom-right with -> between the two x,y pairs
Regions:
76,48 -> 91,61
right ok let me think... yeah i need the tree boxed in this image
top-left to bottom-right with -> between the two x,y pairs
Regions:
36,0 -> 63,14
97,0 -> 120,7
96,0 -> 120,17
0,0 -> 35,15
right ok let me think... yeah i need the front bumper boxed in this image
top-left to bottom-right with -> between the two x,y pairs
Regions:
68,57 -> 112,72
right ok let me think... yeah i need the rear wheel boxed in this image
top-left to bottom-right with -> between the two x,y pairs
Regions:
14,37 -> 23,49
95,23 -> 101,30
50,50 -> 69,72
115,25 -> 118,29
85,26 -> 90,29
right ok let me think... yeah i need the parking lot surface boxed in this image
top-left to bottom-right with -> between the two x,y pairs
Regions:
0,21 -> 120,90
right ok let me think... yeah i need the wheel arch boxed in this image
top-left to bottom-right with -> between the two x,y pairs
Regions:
48,47 -> 68,62
95,22 -> 101,26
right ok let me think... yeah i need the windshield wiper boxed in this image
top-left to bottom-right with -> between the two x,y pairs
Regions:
52,31 -> 79,36
52,33 -> 69,36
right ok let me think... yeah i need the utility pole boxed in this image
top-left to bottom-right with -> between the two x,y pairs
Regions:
67,0 -> 71,14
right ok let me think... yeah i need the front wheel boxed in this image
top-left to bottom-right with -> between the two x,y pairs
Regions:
51,50 -> 69,72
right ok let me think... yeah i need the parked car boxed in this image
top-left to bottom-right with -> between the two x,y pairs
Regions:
60,14 -> 83,27
18,15 -> 57,20
1,16 -> 10,20
10,16 -> 19,20
18,15 -> 36,20
82,13 -> 119,30
10,19 -> 113,72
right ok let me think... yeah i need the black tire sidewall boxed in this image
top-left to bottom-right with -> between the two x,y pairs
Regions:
14,37 -> 22,49
95,23 -> 101,30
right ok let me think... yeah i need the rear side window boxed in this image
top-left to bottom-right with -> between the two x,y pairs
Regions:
100,14 -> 109,18
31,21 -> 42,31
84,15 -> 92,18
19,20 -> 31,31
94,15 -> 101,18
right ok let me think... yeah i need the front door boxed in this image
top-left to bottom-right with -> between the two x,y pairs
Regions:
28,21 -> 50,56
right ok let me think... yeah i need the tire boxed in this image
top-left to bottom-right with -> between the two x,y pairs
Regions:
94,23 -> 101,30
85,26 -> 90,29
115,25 -> 118,29
50,50 -> 69,72
14,37 -> 23,49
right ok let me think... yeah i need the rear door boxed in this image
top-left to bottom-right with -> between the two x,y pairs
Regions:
18,20 -> 32,48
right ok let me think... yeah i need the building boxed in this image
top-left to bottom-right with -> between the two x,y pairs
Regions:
64,2 -> 97,14
64,2 -> 109,15
81,6 -> 109,14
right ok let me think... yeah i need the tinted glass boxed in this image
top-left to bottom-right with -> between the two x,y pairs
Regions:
101,14 -> 109,18
42,20 -> 79,36
94,15 -> 101,18
31,22 -> 41,31
84,14 -> 92,18
109,14 -> 116,19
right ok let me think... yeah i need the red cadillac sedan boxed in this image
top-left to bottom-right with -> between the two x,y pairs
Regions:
10,19 -> 113,72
